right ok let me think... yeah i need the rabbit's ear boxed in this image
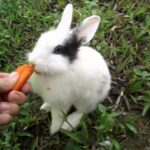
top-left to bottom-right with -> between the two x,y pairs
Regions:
57,4 -> 73,32
77,16 -> 100,44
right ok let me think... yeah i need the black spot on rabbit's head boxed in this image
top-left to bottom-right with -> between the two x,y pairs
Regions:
53,28 -> 82,62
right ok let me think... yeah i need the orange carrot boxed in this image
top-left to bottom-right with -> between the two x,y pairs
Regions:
13,64 -> 34,91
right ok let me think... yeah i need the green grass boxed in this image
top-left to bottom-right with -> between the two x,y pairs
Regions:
0,0 -> 150,149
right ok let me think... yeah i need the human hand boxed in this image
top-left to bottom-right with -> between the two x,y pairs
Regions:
0,72 -> 29,126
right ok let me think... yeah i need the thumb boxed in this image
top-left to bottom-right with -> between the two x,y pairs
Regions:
0,72 -> 19,92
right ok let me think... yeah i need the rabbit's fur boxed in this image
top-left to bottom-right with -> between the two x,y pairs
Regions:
28,4 -> 111,135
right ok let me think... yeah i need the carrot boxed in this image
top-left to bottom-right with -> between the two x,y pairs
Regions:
13,64 -> 34,91
2,64 -> 34,100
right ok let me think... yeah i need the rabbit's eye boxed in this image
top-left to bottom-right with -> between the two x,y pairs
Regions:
54,45 -> 66,54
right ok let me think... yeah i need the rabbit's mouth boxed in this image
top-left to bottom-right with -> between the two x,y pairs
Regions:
33,66 -> 41,75
35,70 -> 41,75
34,69 -> 49,76
34,66 -> 45,75
34,68 -> 43,75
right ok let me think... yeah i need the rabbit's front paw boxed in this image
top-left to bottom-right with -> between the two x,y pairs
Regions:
50,108 -> 64,135
61,111 -> 84,131
40,103 -> 51,112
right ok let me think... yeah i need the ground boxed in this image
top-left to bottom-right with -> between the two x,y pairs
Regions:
0,0 -> 150,150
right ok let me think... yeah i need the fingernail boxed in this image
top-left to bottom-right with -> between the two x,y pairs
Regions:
10,91 -> 20,101
0,114 -> 12,125
8,91 -> 25,105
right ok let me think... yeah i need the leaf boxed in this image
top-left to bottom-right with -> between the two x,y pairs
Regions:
125,123 -> 138,134
145,16 -> 150,26
31,137 -> 38,150
142,103 -> 150,116
123,115 -> 140,123
117,57 -> 131,72
111,139 -> 121,150
13,143 -> 21,150
128,80 -> 142,93
16,132 -> 33,137
110,112 -> 119,118
134,68 -> 143,77
98,115 -> 114,132
98,104 -> 107,113
64,132 -> 82,143
82,121 -> 89,142
64,140 -> 81,150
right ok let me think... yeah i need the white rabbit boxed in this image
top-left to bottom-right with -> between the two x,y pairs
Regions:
28,4 -> 111,135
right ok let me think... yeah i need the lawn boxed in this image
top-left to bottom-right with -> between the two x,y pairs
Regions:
0,0 -> 150,149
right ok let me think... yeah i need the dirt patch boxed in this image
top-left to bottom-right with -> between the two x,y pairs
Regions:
121,117 -> 150,150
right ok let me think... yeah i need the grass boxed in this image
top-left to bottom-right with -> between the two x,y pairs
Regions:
0,0 -> 150,149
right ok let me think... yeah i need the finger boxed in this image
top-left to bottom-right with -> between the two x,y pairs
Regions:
0,102 -> 19,115
7,91 -> 26,105
0,73 -> 9,78
0,72 -> 18,92
21,83 -> 30,94
0,114 -> 13,126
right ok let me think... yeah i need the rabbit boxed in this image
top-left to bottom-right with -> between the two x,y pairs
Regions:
28,4 -> 111,135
